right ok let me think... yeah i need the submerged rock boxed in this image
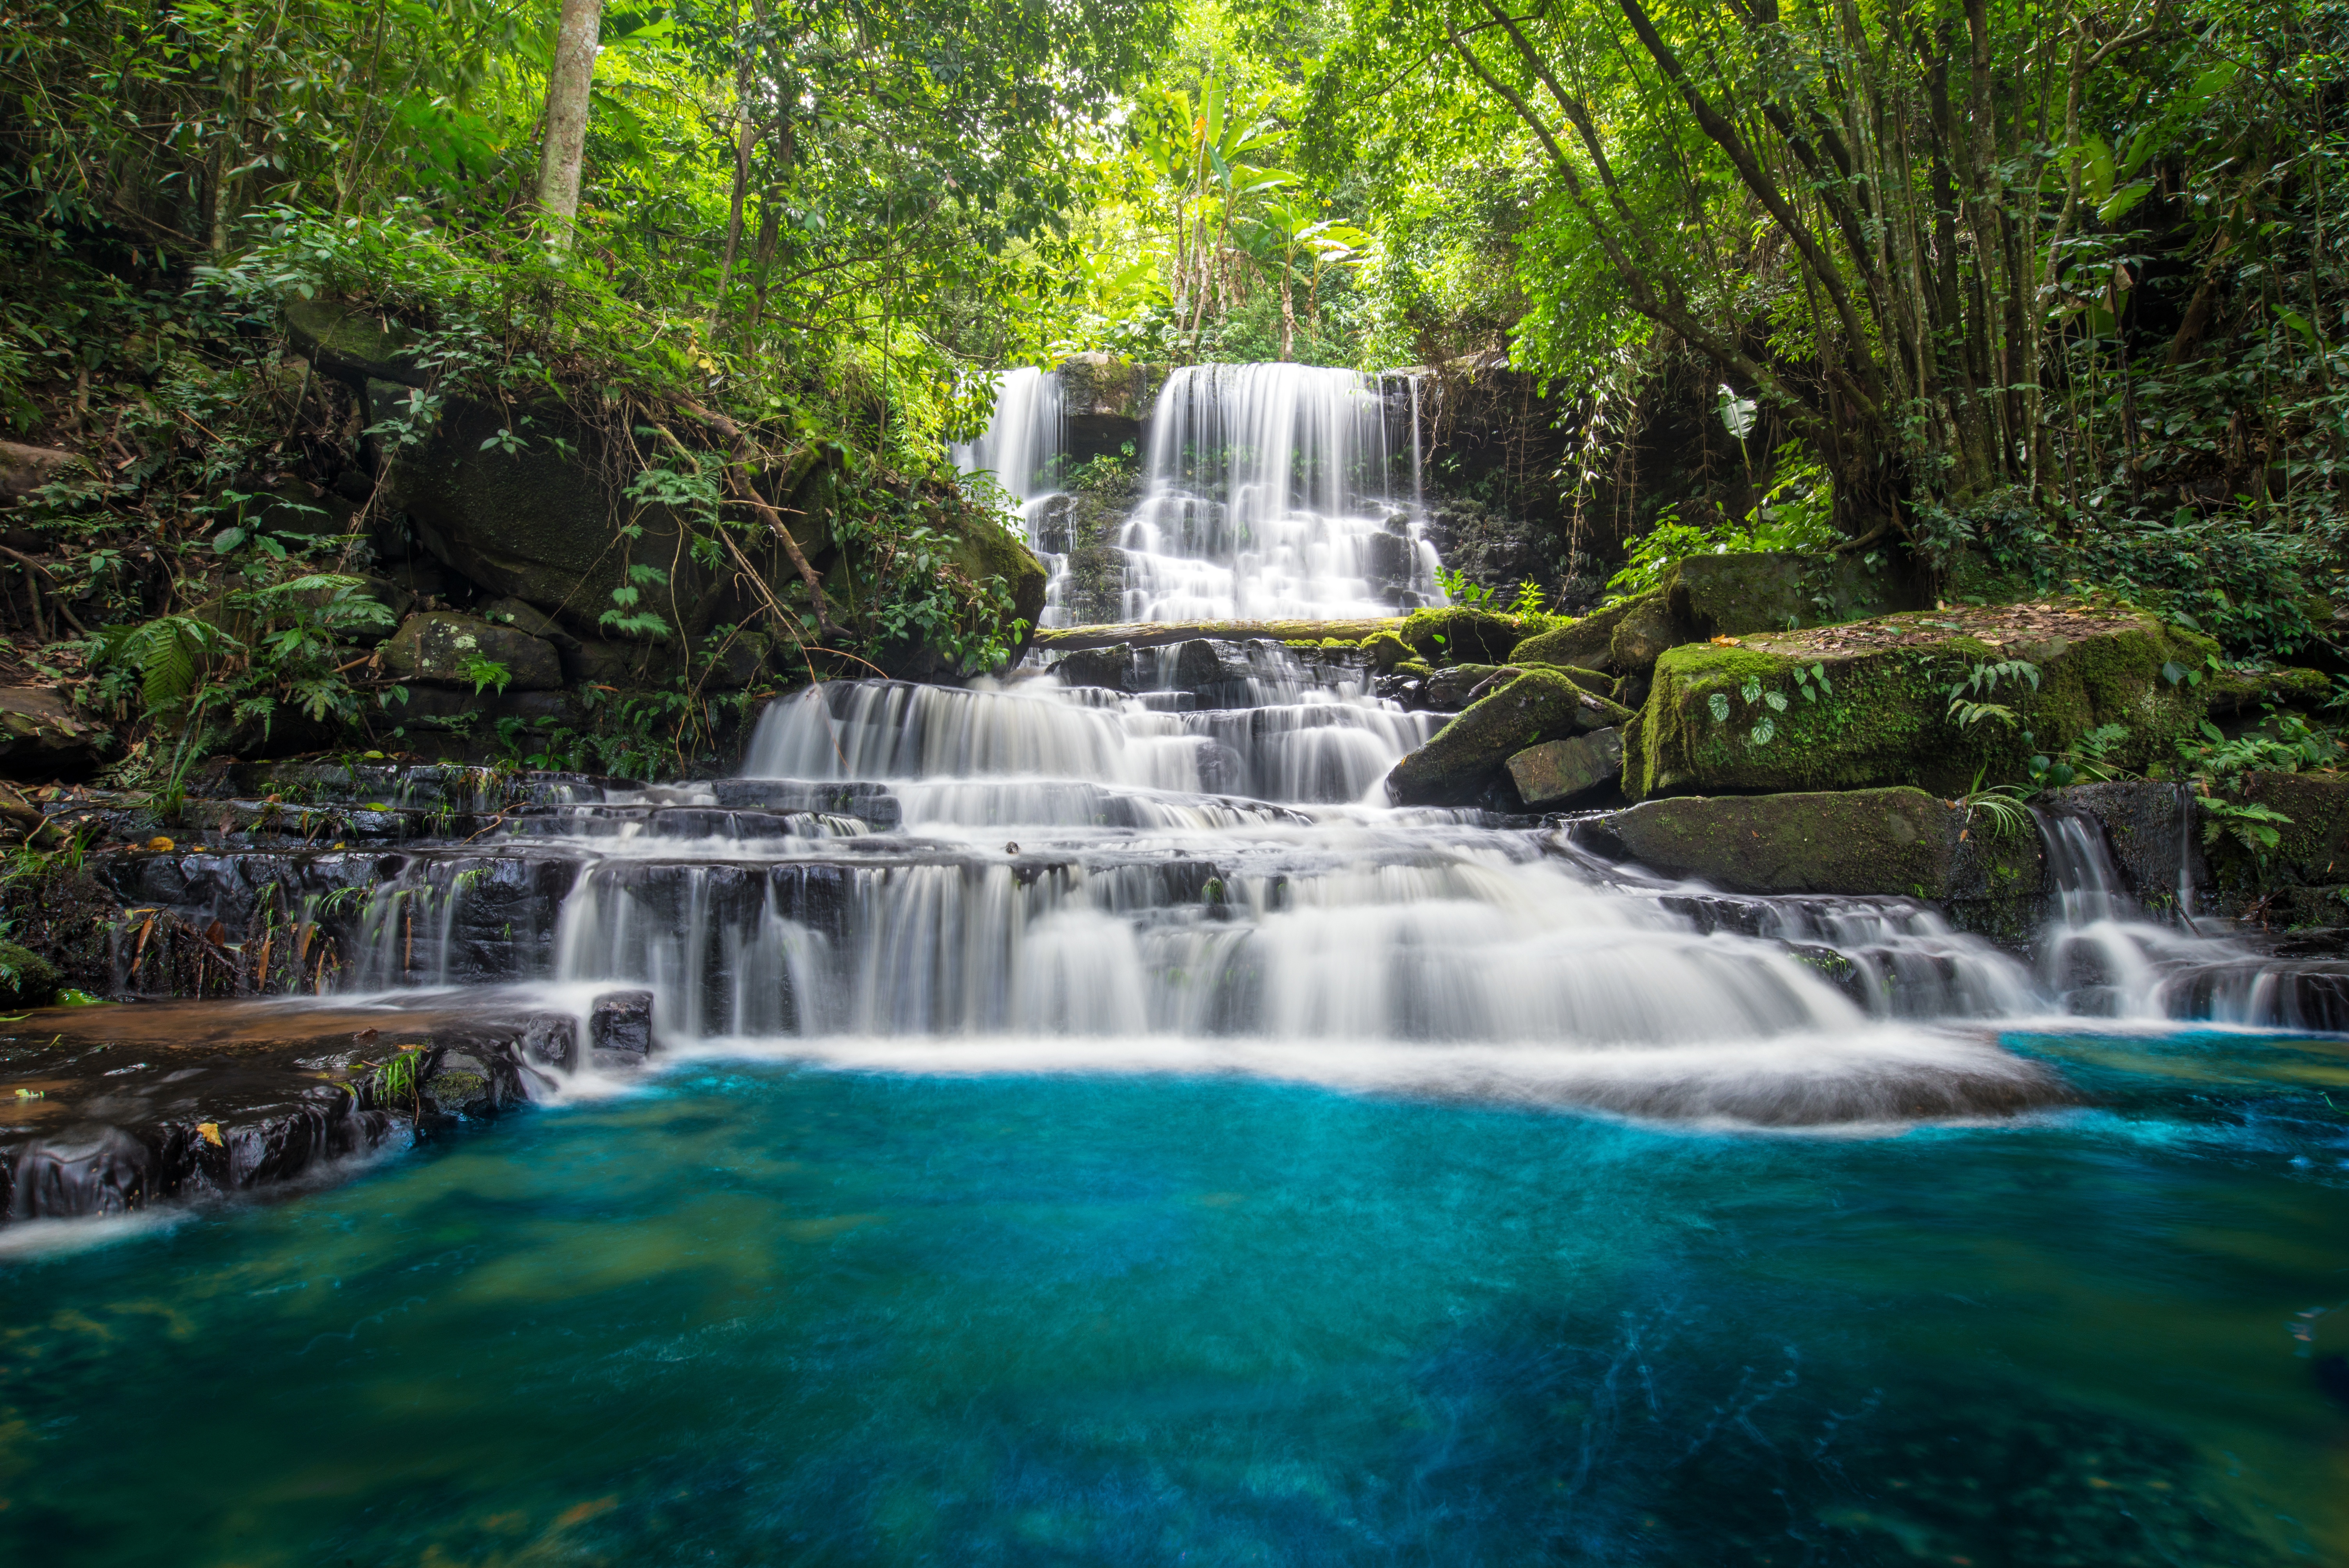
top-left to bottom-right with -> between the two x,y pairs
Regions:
1387,668 -> 1631,805
1624,603 -> 2242,800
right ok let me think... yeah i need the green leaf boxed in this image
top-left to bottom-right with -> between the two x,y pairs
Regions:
2097,180 -> 2152,223
1708,691 -> 1731,722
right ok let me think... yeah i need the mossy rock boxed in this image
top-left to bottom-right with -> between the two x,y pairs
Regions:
0,941 -> 62,1008
1576,787 -> 2043,902
1510,594 -> 1653,672
1397,607 -> 1527,665
2200,771 -> 2349,911
284,299 -> 427,387
1625,603 -> 2217,800
1360,631 -> 1413,672
1668,551 -> 1922,638
1387,668 -> 1633,805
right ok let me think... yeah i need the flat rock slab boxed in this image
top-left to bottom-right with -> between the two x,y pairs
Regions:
0,995 -> 624,1224
1576,786 -> 2044,903
1509,728 -> 1624,807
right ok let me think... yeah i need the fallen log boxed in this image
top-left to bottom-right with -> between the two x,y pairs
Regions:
1032,618 -> 1410,652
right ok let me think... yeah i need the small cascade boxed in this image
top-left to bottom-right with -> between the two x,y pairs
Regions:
1119,363 -> 1442,621
951,366 -> 1074,622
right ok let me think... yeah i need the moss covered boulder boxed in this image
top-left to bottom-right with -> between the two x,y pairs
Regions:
1576,787 -> 2043,905
1509,593 -> 1659,673
1387,668 -> 1633,805
1624,603 -> 2224,800
1395,607 -> 1527,665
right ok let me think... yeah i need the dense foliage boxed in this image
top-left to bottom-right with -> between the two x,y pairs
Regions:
0,0 -> 2344,787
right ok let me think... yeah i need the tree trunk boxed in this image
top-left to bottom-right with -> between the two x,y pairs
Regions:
534,0 -> 604,249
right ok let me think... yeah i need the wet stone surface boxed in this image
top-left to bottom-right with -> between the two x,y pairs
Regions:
0,993 -> 650,1224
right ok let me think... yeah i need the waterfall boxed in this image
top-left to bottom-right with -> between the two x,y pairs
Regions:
1120,363 -> 1439,622
951,365 -> 1062,508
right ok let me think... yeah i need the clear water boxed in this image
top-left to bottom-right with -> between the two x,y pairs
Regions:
6,1029 -> 2347,1565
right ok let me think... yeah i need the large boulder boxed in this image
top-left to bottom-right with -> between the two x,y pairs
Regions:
0,686 -> 110,779
0,442 -> 87,503
1576,787 -> 2039,898
383,612 -> 563,691
1508,592 -> 1661,673
1667,552 -> 1920,640
381,394 -> 749,640
1396,606 -> 1527,665
1506,556 -> 1929,678
1624,602 -> 2228,800
1387,668 -> 1632,805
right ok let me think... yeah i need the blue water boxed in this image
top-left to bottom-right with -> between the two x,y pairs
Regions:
4,1031 -> 2347,1565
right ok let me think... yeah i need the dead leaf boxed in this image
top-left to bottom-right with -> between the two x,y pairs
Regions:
197,1123 -> 223,1147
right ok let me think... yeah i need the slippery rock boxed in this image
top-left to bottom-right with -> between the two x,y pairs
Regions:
1624,603 -> 2237,800
1576,786 -> 2044,903
1507,728 -> 1624,808
1387,668 -> 1632,806
384,611 -> 564,691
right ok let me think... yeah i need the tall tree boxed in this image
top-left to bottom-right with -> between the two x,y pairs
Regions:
536,0 -> 605,248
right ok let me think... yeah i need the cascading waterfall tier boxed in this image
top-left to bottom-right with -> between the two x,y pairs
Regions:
298,641 -> 2349,1130
1121,363 -> 1440,621
950,366 -> 1073,623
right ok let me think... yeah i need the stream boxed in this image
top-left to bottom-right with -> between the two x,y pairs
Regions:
3,364 -> 2347,1563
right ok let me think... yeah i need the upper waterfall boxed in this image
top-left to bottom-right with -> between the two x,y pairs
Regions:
954,360 -> 1443,627
1122,363 -> 1441,622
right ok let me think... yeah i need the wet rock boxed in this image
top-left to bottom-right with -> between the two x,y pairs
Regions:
0,686 -> 111,779
1625,603 -> 2222,800
711,779 -> 902,829
1061,542 -> 1127,626
2039,782 -> 2207,914
1387,669 -> 1631,806
0,999 -> 586,1222
1508,728 -> 1624,808
1051,643 -> 1136,691
384,611 -> 564,691
1364,531 -> 1419,602
590,989 -> 654,1066
1576,786 -> 2045,904
519,1012 -> 578,1073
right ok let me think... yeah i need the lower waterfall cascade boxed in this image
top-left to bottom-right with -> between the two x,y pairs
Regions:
286,647 -> 2349,1127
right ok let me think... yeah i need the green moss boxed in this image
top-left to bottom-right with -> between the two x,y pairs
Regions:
1397,607 -> 1527,665
1389,668 -> 1631,805
1625,609 -> 2216,800
1359,631 -> 1413,672
0,941 -> 62,1008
